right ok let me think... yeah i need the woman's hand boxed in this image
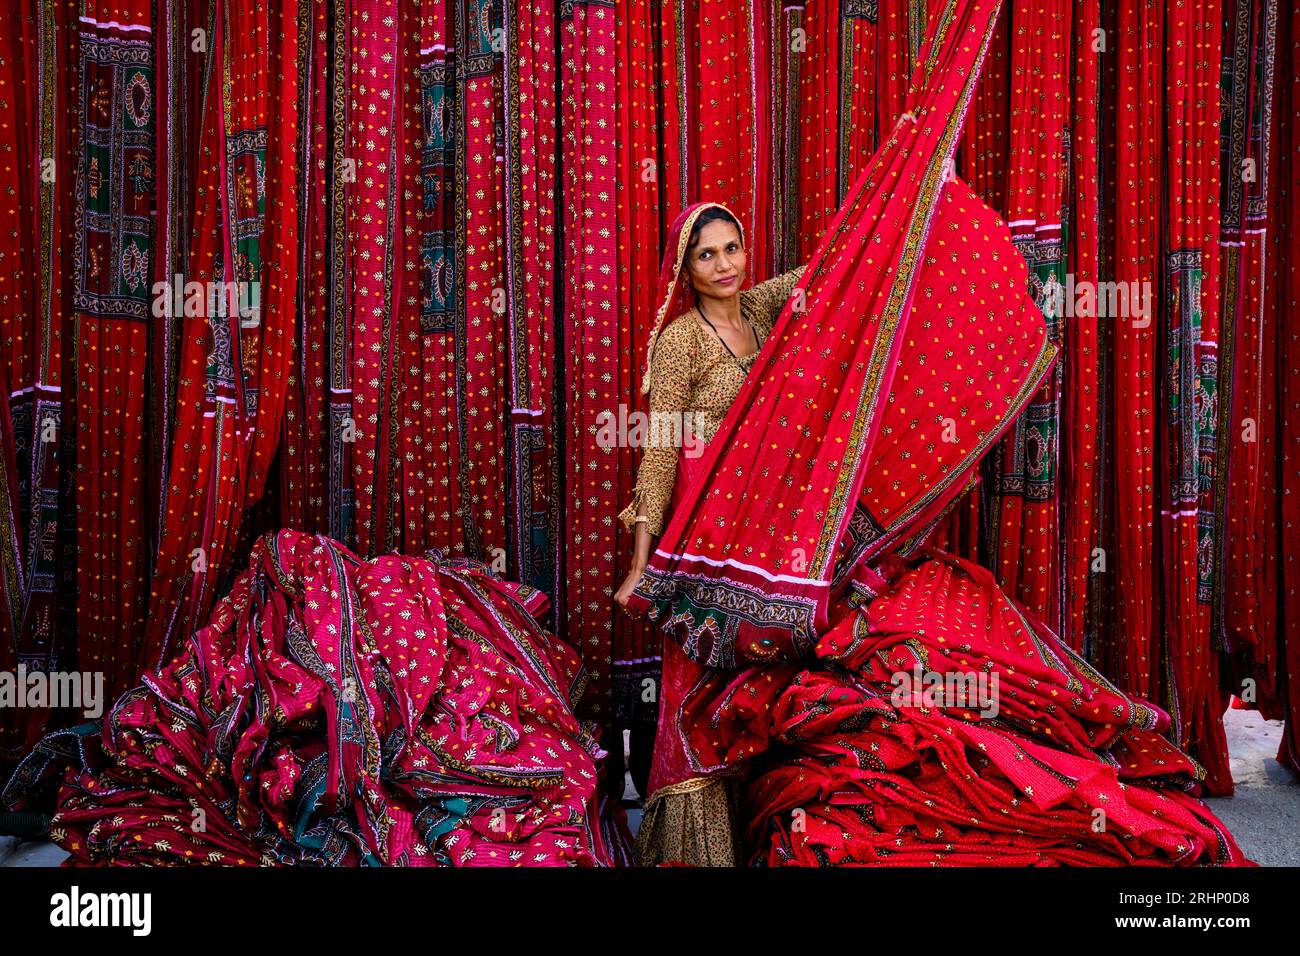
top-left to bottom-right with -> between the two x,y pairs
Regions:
614,560 -> 647,614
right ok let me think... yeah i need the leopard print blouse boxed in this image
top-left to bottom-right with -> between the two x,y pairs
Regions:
618,264 -> 807,538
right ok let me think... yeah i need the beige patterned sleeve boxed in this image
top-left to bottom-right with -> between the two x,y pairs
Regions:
744,264 -> 807,337
618,318 -> 697,538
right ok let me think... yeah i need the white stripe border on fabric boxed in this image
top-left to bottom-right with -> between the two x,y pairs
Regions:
79,16 -> 153,32
651,548 -> 828,587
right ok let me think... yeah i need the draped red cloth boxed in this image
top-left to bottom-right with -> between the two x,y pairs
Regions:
502,0 -> 560,596
644,447 -> 713,796
836,2 -> 882,196
16,530 -> 616,866
560,0 -> 620,725
628,0 -> 1249,866
72,0 -> 157,718
746,553 -> 1247,866
1274,0 -> 1300,776
1060,0 -> 1100,659
0,0 -> 79,764
1207,0 -> 1282,784
144,0 -> 300,669
0,1 -> 34,709
281,0 -> 332,539
984,0 -> 1068,632
348,0 -> 403,556
613,0 -> 672,790
681,0 -> 775,278
1233,0 -> 1300,777
776,1 -> 840,265
1156,0 -> 1233,795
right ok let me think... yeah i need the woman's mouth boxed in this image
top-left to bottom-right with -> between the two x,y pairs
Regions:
716,275 -> 737,287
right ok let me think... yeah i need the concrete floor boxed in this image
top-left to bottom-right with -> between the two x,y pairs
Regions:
2,706 -> 1295,867
1202,707 -> 1300,866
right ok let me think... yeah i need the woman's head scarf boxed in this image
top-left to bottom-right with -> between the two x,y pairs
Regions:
639,201 -> 745,395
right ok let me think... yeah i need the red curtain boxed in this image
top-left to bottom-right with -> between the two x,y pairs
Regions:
144,0 -> 300,668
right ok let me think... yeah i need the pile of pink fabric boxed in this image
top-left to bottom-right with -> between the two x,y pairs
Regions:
25,531 -> 623,865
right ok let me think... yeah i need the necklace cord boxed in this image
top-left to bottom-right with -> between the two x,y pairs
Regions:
696,301 -> 758,364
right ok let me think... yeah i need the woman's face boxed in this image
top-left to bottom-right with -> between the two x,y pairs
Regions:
686,219 -> 746,300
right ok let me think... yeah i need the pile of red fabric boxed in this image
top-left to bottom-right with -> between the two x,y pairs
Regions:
744,552 -> 1250,866
13,531 -> 622,866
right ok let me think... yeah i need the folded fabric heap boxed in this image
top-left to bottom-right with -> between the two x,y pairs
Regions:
12,531 -> 620,866
744,552 -> 1250,866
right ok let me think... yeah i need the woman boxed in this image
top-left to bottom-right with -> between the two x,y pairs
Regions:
621,0 -> 1248,866
614,201 -> 805,865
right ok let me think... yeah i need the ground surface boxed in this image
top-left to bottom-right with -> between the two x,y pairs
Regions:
1202,707 -> 1300,866
2,706 -> 1295,867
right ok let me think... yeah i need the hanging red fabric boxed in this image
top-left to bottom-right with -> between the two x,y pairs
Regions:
560,0 -> 620,721
144,0 -> 300,669
985,0 -> 1069,633
72,2 -> 156,699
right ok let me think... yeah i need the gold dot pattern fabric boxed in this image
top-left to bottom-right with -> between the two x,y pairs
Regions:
618,264 -> 806,537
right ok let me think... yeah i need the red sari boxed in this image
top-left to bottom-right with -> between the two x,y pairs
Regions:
646,451 -> 706,797
628,0 -> 1249,866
